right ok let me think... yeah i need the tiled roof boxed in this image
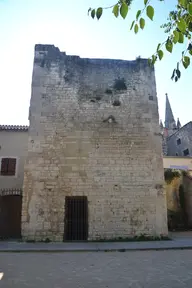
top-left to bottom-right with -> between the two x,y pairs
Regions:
0,125 -> 28,131
0,188 -> 22,196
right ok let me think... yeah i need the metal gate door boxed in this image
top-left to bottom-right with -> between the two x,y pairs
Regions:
64,196 -> 88,241
0,195 -> 22,239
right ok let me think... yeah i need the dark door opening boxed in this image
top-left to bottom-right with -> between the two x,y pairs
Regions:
0,195 -> 22,240
64,196 -> 88,241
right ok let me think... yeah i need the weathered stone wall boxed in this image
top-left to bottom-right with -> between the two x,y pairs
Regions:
167,122 -> 192,157
183,175 -> 192,227
162,135 -> 168,156
165,176 -> 182,212
22,44 -> 168,241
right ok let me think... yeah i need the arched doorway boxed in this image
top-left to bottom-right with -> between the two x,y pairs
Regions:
0,190 -> 22,240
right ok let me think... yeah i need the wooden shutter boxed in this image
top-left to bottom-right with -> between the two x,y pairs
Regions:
1,158 -> 9,175
8,158 -> 16,176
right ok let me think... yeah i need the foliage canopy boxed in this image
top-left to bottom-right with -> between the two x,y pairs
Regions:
88,0 -> 192,81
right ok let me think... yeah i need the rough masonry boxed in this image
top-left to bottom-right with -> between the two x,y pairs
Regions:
22,44 -> 168,241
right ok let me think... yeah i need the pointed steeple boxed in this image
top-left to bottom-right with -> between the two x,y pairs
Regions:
164,93 -> 176,129
177,118 -> 181,129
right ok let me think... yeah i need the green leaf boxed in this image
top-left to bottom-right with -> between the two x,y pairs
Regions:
179,0 -> 187,8
136,10 -> 141,20
120,2 -> 128,19
175,76 -> 178,82
144,0 -> 148,5
139,18 -> 145,29
157,43 -> 161,51
88,7 -> 91,15
188,3 -> 192,15
171,69 -> 175,80
96,7 -> 103,20
178,32 -> 184,43
91,9 -> 95,19
182,56 -> 190,69
188,45 -> 192,55
148,58 -> 152,66
177,18 -> 187,33
173,30 -> 179,43
146,5 -> 154,20
130,20 -> 135,30
112,4 -> 119,17
188,43 -> 192,50
176,69 -> 181,78
188,22 -> 192,32
172,38 -> 177,45
158,50 -> 163,60
134,23 -> 139,34
165,39 -> 173,53
151,55 -> 157,65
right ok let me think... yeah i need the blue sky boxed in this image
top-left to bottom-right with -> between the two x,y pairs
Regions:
0,0 -> 191,125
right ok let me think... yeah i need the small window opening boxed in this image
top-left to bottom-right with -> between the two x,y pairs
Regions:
177,138 -> 181,145
183,149 -> 189,156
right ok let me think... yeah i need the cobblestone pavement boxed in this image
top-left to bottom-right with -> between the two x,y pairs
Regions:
1,250 -> 192,287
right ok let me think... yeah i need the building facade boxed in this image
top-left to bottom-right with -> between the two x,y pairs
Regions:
21,44 -> 168,242
0,125 -> 28,239
167,122 -> 192,157
1,55 -> 191,241
161,94 -> 192,157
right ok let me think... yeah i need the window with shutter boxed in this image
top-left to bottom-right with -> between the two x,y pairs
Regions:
8,158 -> 16,175
1,158 -> 16,176
1,158 -> 9,175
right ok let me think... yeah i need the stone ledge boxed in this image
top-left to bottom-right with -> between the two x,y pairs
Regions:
1,238 -> 192,253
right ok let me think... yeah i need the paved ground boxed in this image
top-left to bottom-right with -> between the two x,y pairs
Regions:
1,250 -> 192,287
1,232 -> 192,252
170,231 -> 192,238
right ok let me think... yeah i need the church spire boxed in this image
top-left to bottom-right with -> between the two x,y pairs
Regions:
177,118 -> 181,129
164,93 -> 176,129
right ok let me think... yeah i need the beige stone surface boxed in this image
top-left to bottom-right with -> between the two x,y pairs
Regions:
163,156 -> 192,170
0,130 -> 28,191
183,175 -> 192,227
165,177 -> 182,212
22,44 -> 168,241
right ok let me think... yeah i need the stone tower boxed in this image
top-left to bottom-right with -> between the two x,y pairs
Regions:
21,44 -> 168,241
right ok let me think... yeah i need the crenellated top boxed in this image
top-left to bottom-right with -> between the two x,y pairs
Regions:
34,44 -> 152,70
0,125 -> 28,131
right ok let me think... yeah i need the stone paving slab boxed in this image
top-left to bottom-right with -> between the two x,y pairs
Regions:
0,237 -> 192,252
